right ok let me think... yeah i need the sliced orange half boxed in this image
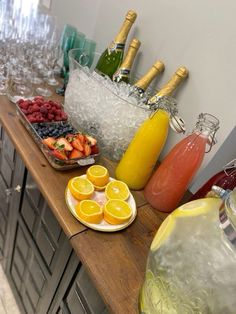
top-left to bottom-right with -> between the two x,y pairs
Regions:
86,165 -> 109,187
105,180 -> 130,201
104,199 -> 132,225
76,200 -> 103,224
68,177 -> 94,200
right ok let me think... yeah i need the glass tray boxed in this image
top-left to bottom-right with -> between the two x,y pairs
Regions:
16,103 -> 100,170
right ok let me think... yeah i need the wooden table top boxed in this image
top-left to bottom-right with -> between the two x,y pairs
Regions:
0,94 -> 190,314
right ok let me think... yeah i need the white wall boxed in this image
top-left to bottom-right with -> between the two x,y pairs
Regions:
51,0 -> 236,177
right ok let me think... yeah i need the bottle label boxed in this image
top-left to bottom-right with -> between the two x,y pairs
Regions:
113,68 -> 130,82
108,41 -> 125,54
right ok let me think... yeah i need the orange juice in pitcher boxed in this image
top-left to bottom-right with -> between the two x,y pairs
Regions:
115,67 -> 188,190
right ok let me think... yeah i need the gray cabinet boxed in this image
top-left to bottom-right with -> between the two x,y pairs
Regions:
0,125 -> 108,314
48,252 -> 108,314
10,171 -> 72,314
0,125 -> 25,268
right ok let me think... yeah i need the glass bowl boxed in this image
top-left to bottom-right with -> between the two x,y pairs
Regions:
65,48 -> 152,161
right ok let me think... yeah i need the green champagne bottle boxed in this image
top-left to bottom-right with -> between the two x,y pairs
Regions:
113,38 -> 141,83
95,10 -> 137,79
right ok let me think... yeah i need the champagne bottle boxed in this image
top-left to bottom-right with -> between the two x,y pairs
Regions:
95,10 -> 137,79
112,38 -> 141,83
133,61 -> 165,95
148,66 -> 189,107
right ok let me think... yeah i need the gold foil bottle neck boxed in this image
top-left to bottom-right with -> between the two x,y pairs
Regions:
129,38 -> 141,49
114,10 -> 137,44
118,38 -> 141,70
149,66 -> 189,100
153,61 -> 165,73
126,10 -> 137,23
175,66 -> 189,79
134,60 -> 165,92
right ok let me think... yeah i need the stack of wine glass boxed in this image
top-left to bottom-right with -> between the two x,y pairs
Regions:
0,0 -> 61,101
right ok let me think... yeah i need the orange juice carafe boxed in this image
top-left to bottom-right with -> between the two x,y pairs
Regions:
115,66 -> 189,190
144,113 -> 220,212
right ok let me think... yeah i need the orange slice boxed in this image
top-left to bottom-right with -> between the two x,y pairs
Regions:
68,177 -> 94,200
86,165 -> 109,187
104,199 -> 132,225
105,180 -> 130,201
76,200 -> 103,224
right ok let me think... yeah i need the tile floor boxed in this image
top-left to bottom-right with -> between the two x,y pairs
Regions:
0,264 -> 21,313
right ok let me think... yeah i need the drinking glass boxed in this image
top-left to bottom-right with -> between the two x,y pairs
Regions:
7,65 -> 33,103
56,29 -> 86,95
83,38 -> 96,67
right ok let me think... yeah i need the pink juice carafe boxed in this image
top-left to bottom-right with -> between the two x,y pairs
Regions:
144,113 -> 220,213
190,159 -> 236,200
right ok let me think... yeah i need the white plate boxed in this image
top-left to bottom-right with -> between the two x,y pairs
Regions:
65,175 -> 137,232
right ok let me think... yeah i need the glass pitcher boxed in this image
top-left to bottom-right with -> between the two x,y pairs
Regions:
140,187 -> 236,313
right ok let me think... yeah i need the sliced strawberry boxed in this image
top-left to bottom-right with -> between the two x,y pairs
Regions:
84,143 -> 92,156
91,144 -> 99,155
69,149 -> 84,159
77,133 -> 86,145
52,149 -> 68,160
42,137 -> 56,150
86,135 -> 97,146
71,138 -> 84,151
65,134 -> 75,142
55,138 -> 73,151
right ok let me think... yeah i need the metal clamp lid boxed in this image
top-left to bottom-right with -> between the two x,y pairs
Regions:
170,115 -> 186,134
223,159 -> 236,176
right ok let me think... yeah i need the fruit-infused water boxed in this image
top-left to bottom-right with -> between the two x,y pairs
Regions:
140,193 -> 236,314
144,113 -> 220,212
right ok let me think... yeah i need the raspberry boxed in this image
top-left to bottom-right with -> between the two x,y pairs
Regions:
34,96 -> 44,101
44,102 -> 51,110
40,106 -> 48,115
17,99 -> 24,105
55,115 -> 62,121
21,109 -> 28,115
54,102 -> 61,109
47,113 -> 54,120
61,112 -> 68,121
28,106 -> 34,114
31,104 -> 40,112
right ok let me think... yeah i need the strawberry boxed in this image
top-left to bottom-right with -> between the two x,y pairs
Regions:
42,137 -> 56,150
75,133 -> 85,144
91,144 -> 99,155
86,135 -> 97,146
84,143 -> 92,156
69,149 -> 84,159
71,138 -> 84,151
55,138 -> 73,151
52,149 -> 68,160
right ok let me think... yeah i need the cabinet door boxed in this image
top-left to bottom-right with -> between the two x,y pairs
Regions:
0,126 -> 25,267
49,252 -> 108,314
10,171 -> 72,314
